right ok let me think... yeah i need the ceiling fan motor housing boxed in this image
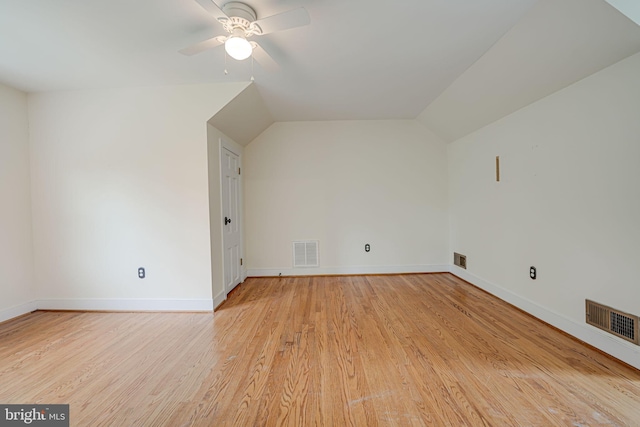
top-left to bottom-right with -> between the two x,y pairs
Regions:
221,2 -> 255,22
219,2 -> 263,36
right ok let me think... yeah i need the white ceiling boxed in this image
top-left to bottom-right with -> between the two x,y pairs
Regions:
419,0 -> 640,142
1,0 -> 638,141
0,0 -> 537,122
605,0 -> 640,25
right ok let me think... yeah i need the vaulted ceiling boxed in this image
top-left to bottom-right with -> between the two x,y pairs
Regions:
1,0 -> 639,143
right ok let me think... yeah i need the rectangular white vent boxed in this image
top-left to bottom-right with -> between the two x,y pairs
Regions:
293,240 -> 319,268
586,300 -> 639,345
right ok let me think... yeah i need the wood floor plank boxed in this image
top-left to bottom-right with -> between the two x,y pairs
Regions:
1,273 -> 639,426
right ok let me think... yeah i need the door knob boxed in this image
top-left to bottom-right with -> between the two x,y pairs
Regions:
225,217 -> 231,225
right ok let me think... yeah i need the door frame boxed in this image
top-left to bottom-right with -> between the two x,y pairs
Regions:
220,138 -> 245,293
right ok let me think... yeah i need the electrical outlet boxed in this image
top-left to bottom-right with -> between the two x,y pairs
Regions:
530,266 -> 536,280
365,244 -> 370,252
138,267 -> 145,279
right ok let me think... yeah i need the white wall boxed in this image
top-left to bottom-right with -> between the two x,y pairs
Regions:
244,120 -> 449,275
448,52 -> 640,368
28,82 -> 247,311
0,83 -> 36,321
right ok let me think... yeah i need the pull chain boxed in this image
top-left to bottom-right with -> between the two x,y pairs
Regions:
224,50 -> 228,75
251,54 -> 255,82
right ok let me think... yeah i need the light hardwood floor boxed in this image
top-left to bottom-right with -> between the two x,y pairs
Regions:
1,273 -> 639,426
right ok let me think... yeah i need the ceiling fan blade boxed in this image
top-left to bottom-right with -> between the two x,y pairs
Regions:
253,7 -> 310,35
251,42 -> 279,72
194,0 -> 229,21
179,36 -> 225,56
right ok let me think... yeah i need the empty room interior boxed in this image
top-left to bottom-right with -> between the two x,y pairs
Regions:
1,0 -> 640,425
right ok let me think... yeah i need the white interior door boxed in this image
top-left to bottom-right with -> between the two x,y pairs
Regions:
222,147 -> 241,293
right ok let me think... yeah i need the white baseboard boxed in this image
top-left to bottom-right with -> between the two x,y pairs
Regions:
450,266 -> 640,370
6,269 -> 636,370
0,300 -> 38,323
1,297 -> 216,323
247,264 -> 449,277
37,298 -> 213,312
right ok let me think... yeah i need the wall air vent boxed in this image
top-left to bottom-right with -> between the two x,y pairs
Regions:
586,300 -> 639,345
293,240 -> 319,268
454,252 -> 467,269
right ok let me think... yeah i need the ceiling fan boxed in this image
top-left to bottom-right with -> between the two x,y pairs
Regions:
180,0 -> 310,71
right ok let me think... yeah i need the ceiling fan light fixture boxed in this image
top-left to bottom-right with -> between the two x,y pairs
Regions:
225,35 -> 253,60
